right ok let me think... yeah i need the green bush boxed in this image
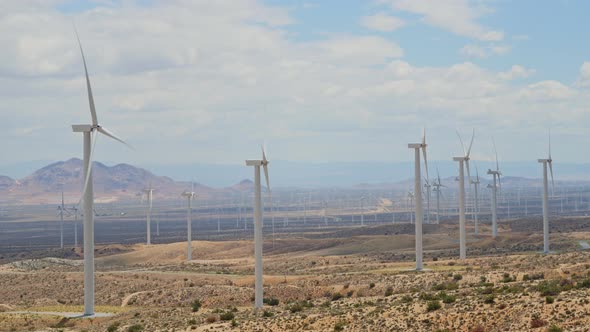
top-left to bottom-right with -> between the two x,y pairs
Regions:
547,324 -> 564,332
127,325 -> 143,332
439,292 -> 456,304
331,293 -> 343,301
369,282 -> 375,289
453,274 -> 463,281
545,296 -> 555,304
535,281 -> 561,296
263,298 -> 280,306
262,310 -> 274,318
334,321 -> 346,331
484,295 -> 495,304
219,311 -> 235,321
401,295 -> 413,303
384,286 -> 394,297
426,300 -> 441,312
107,322 -> 120,332
191,300 -> 202,312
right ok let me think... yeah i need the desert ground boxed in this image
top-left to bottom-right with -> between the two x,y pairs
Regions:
1,216 -> 590,331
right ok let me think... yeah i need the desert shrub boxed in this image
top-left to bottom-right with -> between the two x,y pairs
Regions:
384,286 -> 394,297
107,322 -> 120,332
331,293 -> 343,301
483,295 -> 495,304
469,326 -> 486,332
545,296 -> 555,304
346,290 -> 354,297
401,295 -> 413,303
263,298 -> 279,306
127,325 -> 143,332
501,273 -> 515,283
453,274 -> 463,281
369,282 -> 375,289
433,282 -> 459,291
535,281 -> 561,296
530,314 -> 547,328
191,300 -> 202,312
219,311 -> 235,321
231,319 -> 238,327
288,300 -> 313,313
205,315 -> 218,323
576,278 -> 590,288
547,324 -> 564,332
334,321 -> 346,331
479,276 -> 487,283
426,300 -> 441,312
343,283 -> 350,289
439,292 -> 456,304
262,310 -> 274,318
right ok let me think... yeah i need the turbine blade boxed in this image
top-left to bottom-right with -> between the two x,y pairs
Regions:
74,25 -> 98,126
492,136 -> 499,171
456,130 -> 466,156
97,127 -> 132,149
77,130 -> 99,207
422,128 -> 429,181
548,129 -> 552,160
549,161 -> 555,194
467,128 -> 475,158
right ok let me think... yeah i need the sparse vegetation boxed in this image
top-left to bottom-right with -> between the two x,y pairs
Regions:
191,299 -> 202,312
426,300 -> 441,312
127,325 -> 143,332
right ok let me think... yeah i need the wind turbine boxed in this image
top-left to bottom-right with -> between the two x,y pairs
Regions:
360,196 -> 366,226
72,28 -> 130,316
245,146 -> 271,309
538,132 -> 554,254
487,138 -> 502,238
453,129 -> 474,260
471,164 -> 481,235
424,178 -> 432,224
408,129 -> 429,270
58,190 -> 65,249
181,186 -> 196,261
143,186 -> 154,245
432,168 -> 446,224
407,191 -> 414,223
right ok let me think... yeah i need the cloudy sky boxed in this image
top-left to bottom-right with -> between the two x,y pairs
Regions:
2,0 -> 589,169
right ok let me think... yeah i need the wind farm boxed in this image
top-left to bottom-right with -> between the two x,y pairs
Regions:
2,1 -> 590,331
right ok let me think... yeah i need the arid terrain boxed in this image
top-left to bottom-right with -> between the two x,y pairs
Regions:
1,217 -> 590,331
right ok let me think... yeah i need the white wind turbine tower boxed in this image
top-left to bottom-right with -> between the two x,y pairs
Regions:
424,178 -> 432,224
538,132 -> 554,254
408,129 -> 429,270
59,190 -> 65,249
432,168 -> 446,224
453,129 -> 475,260
245,147 -> 271,309
407,192 -> 414,223
471,165 -> 481,235
487,139 -> 502,238
72,28 -> 130,316
143,186 -> 154,245
181,186 -> 196,261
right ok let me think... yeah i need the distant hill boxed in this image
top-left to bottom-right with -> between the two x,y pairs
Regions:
0,158 -> 213,205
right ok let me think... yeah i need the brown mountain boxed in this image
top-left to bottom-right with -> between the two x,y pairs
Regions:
1,158 -> 213,205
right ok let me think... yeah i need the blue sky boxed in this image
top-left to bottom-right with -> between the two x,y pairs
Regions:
1,0 -> 590,173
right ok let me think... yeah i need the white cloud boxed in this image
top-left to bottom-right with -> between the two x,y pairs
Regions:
361,12 -> 405,32
460,43 -> 511,58
498,65 -> 535,80
460,44 -> 487,58
576,62 -> 590,87
0,1 -> 588,165
519,81 -> 575,101
380,0 -> 503,41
